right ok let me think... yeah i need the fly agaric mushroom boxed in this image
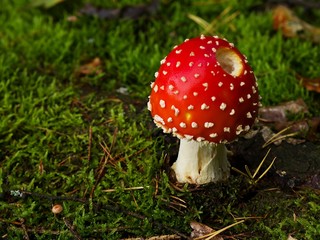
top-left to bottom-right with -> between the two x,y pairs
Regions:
148,35 -> 260,184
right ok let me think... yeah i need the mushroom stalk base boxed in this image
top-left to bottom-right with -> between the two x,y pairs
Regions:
171,139 -> 230,184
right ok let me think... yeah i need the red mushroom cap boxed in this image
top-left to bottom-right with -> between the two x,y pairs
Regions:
148,35 -> 260,143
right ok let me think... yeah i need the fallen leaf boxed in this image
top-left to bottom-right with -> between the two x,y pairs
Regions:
79,0 -> 160,20
190,221 -> 214,238
296,73 -> 320,93
287,234 -> 298,240
67,16 -> 78,22
261,126 -> 283,146
304,173 -> 320,190
259,98 -> 308,123
75,57 -> 103,76
273,5 -> 320,43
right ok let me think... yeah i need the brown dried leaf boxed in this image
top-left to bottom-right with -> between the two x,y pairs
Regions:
190,221 -> 223,239
296,74 -> 320,93
261,126 -> 283,146
190,221 -> 214,238
75,57 -> 102,76
259,98 -> 308,123
287,234 -> 298,240
79,1 -> 160,20
273,5 -> 320,43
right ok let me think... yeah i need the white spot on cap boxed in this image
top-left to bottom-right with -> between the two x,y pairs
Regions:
166,62 -> 171,66
163,70 -> 167,75
193,92 -> 198,96
211,71 -> 215,76
150,82 -> 155,88
176,61 -> 181,67
236,125 -> 243,135
171,105 -> 180,116
240,82 -> 245,86
180,122 -> 186,128
147,100 -> 152,111
211,96 -> 216,102
247,94 -> 251,99
210,133 -> 218,138
167,117 -> 173,122
204,122 -> 214,128
215,40 -> 219,45
160,100 -> 165,108
246,112 -> 252,118
194,73 -> 200,78
172,127 -> 178,133
184,38 -> 189,42
162,127 -> 170,133
207,40 -> 212,44
230,83 -> 234,90
187,105 -> 194,110
224,127 -> 230,132
212,47 -> 216,53
230,109 -> 235,115
244,70 -> 247,75
196,137 -> 205,142
239,97 -> 244,103
198,63 -> 202,67
220,103 -> 227,110
218,82 -> 223,87
160,85 -> 164,90
200,46 -> 205,49
154,72 -> 159,78
153,84 -> 159,93
183,95 -> 188,99
169,85 -> 174,91
244,125 -> 250,131
229,42 -> 234,47
204,54 -> 210,58
173,90 -> 179,95
189,62 -> 194,67
202,82 -> 208,90
175,49 -> 182,54
190,51 -> 195,56
154,115 -> 165,125
181,76 -> 187,82
191,122 -> 198,128
201,103 -> 209,110
160,58 -> 166,64
252,86 -> 257,93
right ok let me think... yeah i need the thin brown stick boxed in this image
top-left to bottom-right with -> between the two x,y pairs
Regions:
87,126 -> 92,161
20,219 -> 30,240
63,217 -> 82,240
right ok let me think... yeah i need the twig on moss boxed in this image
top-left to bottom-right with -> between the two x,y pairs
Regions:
87,126 -> 92,162
63,217 -> 82,240
90,128 -> 118,198
20,218 -> 30,240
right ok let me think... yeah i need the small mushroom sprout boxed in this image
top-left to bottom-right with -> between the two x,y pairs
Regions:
148,35 -> 260,184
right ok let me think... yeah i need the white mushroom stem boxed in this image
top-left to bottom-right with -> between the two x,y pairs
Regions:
171,138 -> 230,184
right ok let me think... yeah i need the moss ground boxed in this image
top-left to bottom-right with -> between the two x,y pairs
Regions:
1,0 -> 320,239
